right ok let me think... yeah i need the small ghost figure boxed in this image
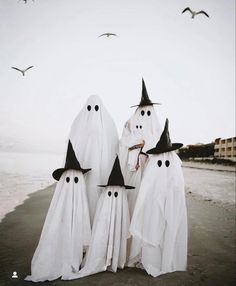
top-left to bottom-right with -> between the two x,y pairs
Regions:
129,119 -> 188,277
69,95 -> 118,224
62,156 -> 134,280
25,141 -> 91,282
119,79 -> 162,216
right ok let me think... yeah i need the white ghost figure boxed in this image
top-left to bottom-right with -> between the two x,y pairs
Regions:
25,142 -> 91,282
69,95 -> 118,224
129,119 -> 187,277
119,79 -> 162,215
62,156 -> 134,280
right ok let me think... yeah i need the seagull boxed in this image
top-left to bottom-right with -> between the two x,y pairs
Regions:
11,66 -> 34,76
98,33 -> 118,38
20,0 -> 34,3
182,7 -> 209,18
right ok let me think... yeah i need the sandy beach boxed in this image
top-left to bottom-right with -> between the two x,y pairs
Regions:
0,177 -> 235,285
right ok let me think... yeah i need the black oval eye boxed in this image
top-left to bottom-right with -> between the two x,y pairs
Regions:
136,125 -> 138,128
87,105 -> 91,111
66,177 -> 70,183
74,177 -> 78,183
114,192 -> 118,197
147,110 -> 151,116
141,110 -> 145,116
165,160 -> 170,167
108,191 -> 112,197
94,105 -> 99,111
140,125 -> 142,129
157,160 -> 162,167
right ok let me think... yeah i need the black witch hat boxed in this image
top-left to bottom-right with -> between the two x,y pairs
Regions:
52,140 -> 91,181
147,119 -> 183,155
98,156 -> 135,189
131,78 -> 161,108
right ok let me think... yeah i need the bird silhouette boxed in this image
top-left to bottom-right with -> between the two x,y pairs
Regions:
182,7 -> 209,18
11,66 -> 34,76
98,33 -> 118,38
20,0 -> 34,3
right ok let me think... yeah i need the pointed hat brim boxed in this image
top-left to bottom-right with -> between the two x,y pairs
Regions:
97,184 -> 135,189
52,167 -> 91,181
130,102 -> 161,108
146,143 -> 183,155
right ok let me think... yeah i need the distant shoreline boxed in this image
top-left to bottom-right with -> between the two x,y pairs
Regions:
181,157 -> 236,165
182,160 -> 236,172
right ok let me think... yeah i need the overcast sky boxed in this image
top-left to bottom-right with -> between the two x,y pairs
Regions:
0,0 -> 235,153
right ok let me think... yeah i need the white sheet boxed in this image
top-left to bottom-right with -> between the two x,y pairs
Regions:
119,105 -> 162,216
25,170 -> 91,282
129,152 -> 188,277
62,186 -> 130,280
69,95 -> 118,224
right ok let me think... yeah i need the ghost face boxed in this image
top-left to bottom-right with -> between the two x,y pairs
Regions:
83,95 -> 103,129
62,170 -> 81,184
70,95 -> 113,138
69,94 -> 118,164
124,106 -> 161,151
132,106 -> 160,137
144,151 -> 184,196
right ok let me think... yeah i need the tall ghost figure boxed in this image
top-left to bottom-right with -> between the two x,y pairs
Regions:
62,156 -> 134,280
69,95 -> 118,223
119,79 -> 162,215
129,119 -> 188,277
25,141 -> 92,282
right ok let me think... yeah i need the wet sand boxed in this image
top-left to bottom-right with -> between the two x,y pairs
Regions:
0,184 -> 235,286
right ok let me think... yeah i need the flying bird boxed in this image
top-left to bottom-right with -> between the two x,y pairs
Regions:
98,33 -> 118,38
11,66 -> 34,76
20,0 -> 34,3
182,7 -> 209,19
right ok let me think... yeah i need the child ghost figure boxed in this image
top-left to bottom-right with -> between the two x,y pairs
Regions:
62,156 -> 134,280
69,95 -> 118,224
129,119 -> 188,277
25,141 -> 91,282
119,79 -> 162,215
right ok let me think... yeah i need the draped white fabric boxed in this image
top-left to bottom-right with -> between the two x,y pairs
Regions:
129,152 -> 188,277
119,105 -> 162,216
69,95 -> 118,224
62,186 -> 130,280
25,170 -> 91,282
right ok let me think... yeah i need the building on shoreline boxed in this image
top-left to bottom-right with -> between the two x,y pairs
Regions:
178,137 -> 236,162
214,137 -> 236,161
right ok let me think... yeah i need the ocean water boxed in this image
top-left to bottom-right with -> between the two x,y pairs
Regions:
0,151 -> 235,223
0,151 -> 63,222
